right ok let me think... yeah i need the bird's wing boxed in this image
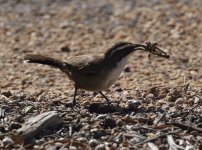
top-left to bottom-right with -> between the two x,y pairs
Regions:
65,54 -> 105,76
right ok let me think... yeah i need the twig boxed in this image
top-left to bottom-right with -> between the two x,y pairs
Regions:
134,131 -> 179,146
167,135 -> 184,150
153,113 -> 166,126
168,122 -> 202,133
148,142 -> 159,150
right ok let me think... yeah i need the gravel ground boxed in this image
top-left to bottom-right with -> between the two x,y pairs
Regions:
0,0 -> 202,149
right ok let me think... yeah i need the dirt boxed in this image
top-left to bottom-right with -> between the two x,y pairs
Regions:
0,0 -> 202,149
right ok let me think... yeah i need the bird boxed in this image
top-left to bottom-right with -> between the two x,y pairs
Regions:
23,42 -> 169,107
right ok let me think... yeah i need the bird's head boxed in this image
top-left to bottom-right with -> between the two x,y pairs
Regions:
105,41 -> 170,59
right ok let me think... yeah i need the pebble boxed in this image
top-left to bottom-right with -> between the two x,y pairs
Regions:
129,136 -> 141,144
159,144 -> 167,150
69,146 -> 78,150
187,98 -> 194,105
76,137 -> 87,143
119,147 -> 129,150
0,125 -> 6,132
174,98 -> 185,105
194,96 -> 200,103
23,105 -> 34,114
45,142 -> 63,149
10,122 -> 21,129
124,66 -> 131,72
165,95 -> 173,102
2,137 -> 14,148
1,105 -> 10,112
128,100 -> 140,110
95,144 -> 106,150
1,91 -> 12,97
185,145 -> 194,150
101,117 -> 116,129
147,93 -> 155,99
89,139 -> 99,148
60,44 -> 71,52
116,119 -> 123,126
95,114 -> 107,120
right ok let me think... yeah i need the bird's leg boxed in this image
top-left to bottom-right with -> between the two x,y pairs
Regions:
98,91 -> 111,106
72,87 -> 78,107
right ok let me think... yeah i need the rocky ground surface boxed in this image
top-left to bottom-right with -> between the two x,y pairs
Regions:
0,0 -> 202,149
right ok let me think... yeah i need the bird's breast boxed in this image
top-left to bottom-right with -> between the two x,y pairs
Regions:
105,56 -> 129,87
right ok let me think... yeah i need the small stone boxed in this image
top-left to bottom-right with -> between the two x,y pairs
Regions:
69,146 -> 78,150
45,142 -> 63,150
2,137 -> 14,148
76,137 -> 87,143
157,99 -> 166,105
155,106 -> 164,113
158,93 -> 166,99
190,131 -> 198,136
100,117 -> 116,129
10,122 -> 21,130
185,145 -> 194,150
174,105 -> 183,110
116,119 -> 123,126
95,114 -> 107,120
119,147 -> 130,150
13,46 -> 19,51
186,98 -> 194,105
141,92 -> 147,98
194,97 -> 200,103
171,89 -> 181,99
159,144 -> 167,150
1,91 -> 12,97
11,95 -> 20,101
129,136 -> 141,144
104,142 -> 112,147
23,106 -> 34,115
124,66 -> 131,72
60,44 -> 71,52
165,95 -> 173,102
147,93 -> 155,99
92,129 -> 108,139
35,138 -> 46,145
1,105 -> 10,112
95,144 -> 105,150
190,92 -> 196,97
0,125 -> 6,133
174,98 -> 185,105
115,88 -> 123,92
89,139 -> 99,148
128,100 -> 140,110
122,91 -> 128,97
65,116 -> 74,121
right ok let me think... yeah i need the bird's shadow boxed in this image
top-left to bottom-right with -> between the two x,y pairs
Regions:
87,102 -> 135,114
87,102 -> 165,114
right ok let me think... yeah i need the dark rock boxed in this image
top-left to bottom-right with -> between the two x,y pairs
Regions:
1,91 -> 12,97
60,45 -> 71,52
95,144 -> 105,150
124,66 -> 131,72
100,117 -> 116,129
10,122 -> 22,130
89,139 -> 99,148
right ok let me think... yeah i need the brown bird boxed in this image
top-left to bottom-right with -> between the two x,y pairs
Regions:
24,42 -> 169,106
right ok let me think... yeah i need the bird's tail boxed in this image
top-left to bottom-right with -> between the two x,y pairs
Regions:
23,54 -> 69,72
